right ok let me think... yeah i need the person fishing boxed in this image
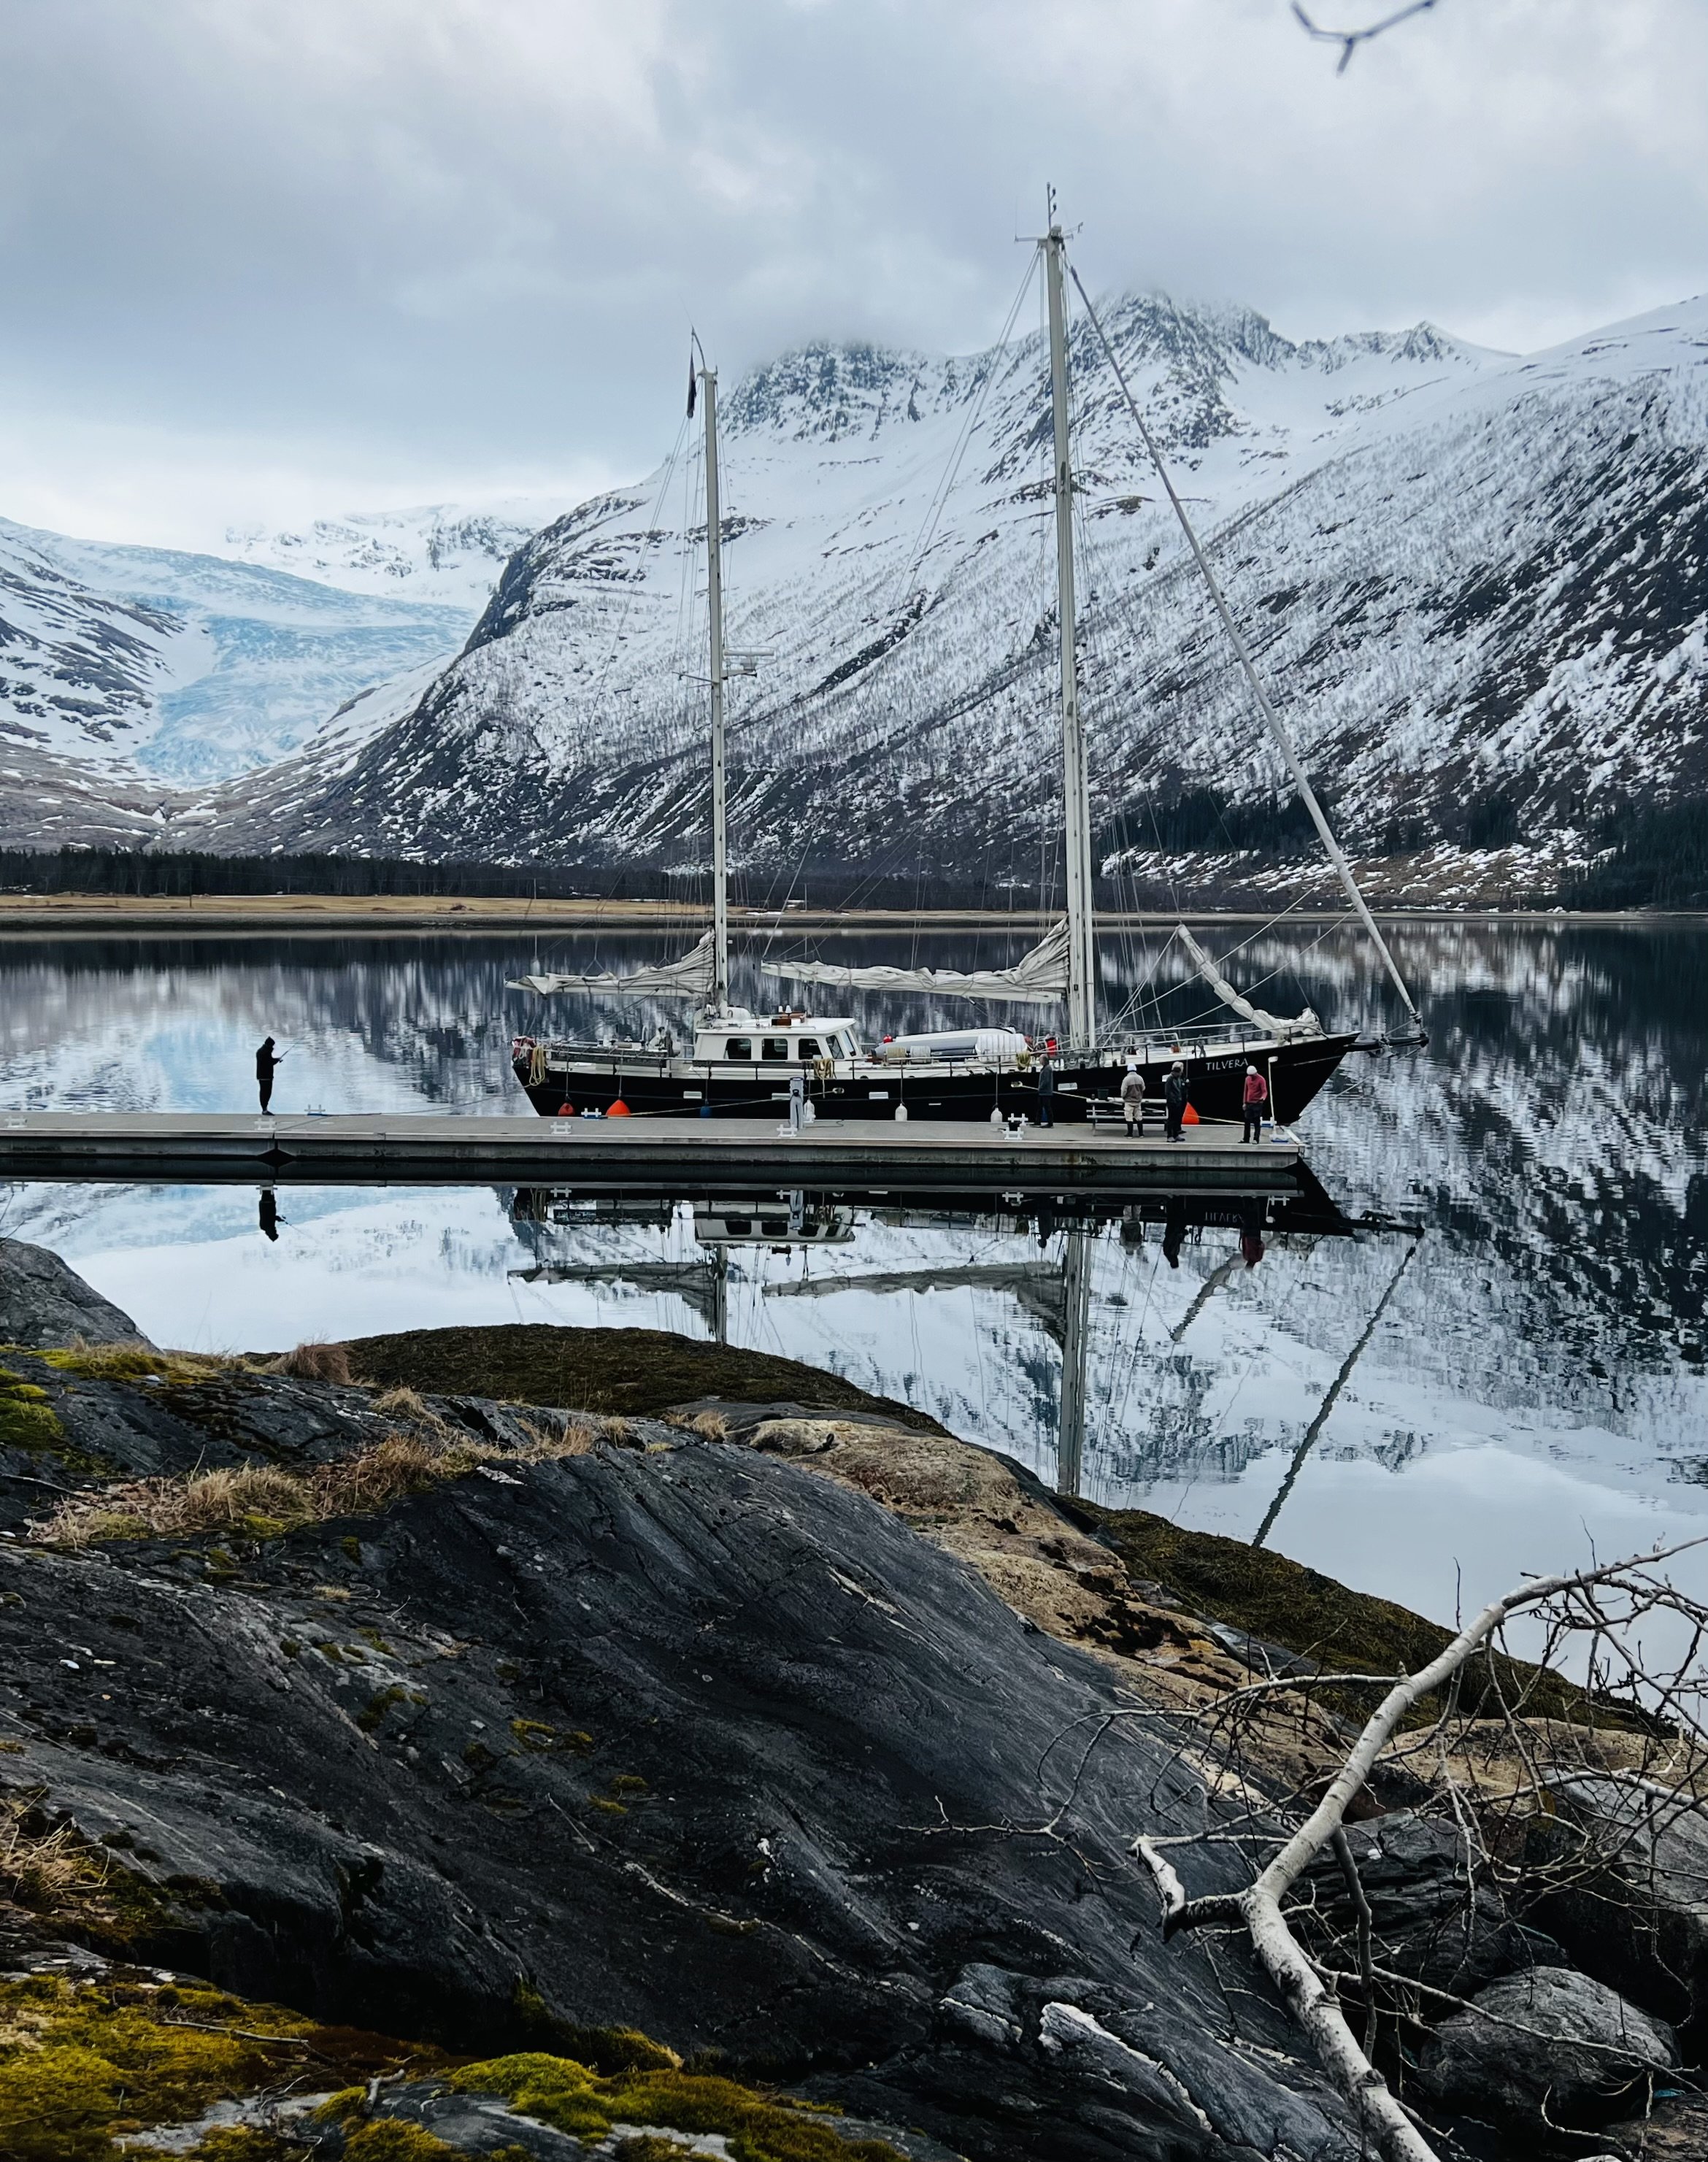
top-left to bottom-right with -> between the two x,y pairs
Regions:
1242,1061 -> 1269,1144
255,1036 -> 285,1114
1163,1061 -> 1190,1142
1120,1063 -> 1145,1137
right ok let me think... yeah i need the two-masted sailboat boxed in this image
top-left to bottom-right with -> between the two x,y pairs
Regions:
510,219 -> 1423,1127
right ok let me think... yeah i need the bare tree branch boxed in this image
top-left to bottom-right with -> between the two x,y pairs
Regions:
1292,0 -> 1442,74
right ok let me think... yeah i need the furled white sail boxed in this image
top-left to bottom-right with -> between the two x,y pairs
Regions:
762,920 -> 1069,1006
509,931 -> 718,999
1174,925 -> 1322,1041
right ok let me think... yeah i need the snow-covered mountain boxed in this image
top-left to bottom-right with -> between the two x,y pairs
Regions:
0,517 -> 472,796
221,498 -> 582,609
4,286 -> 1704,879
190,290 -> 1707,880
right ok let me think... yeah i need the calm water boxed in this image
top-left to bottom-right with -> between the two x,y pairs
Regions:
1,920 -> 1704,1636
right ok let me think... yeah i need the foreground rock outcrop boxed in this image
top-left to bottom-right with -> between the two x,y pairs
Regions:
0,1237 -> 147,1352
1,1347 -> 1365,2159
4,1278 -> 1707,2160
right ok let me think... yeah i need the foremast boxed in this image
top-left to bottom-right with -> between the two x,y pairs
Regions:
698,358 -> 732,1015
1044,222 -> 1098,1053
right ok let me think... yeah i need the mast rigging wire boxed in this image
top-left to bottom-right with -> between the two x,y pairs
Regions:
1064,261 -> 1423,1030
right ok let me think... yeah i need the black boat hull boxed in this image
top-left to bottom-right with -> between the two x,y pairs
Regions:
512,1031 -> 1361,1126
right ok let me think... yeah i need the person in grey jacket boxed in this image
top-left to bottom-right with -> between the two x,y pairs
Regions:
1120,1066 -> 1145,1136
1163,1061 -> 1190,1142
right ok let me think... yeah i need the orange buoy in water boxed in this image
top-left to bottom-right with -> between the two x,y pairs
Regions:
556,1103 -> 575,1117
607,1099 -> 632,1117
1182,1103 -> 1200,1126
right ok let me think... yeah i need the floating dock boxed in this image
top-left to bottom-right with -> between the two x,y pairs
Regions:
0,1112 -> 1307,1195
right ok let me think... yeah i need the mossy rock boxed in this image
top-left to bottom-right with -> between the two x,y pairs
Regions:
445,2050 -> 902,2161
1072,1499 -> 1650,1731
341,1323 -> 941,1430
0,1974 -> 430,2162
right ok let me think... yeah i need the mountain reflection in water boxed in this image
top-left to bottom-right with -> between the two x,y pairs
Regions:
0,919 -> 1702,1632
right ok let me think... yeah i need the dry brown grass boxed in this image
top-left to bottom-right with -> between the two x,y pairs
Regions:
35,1339 -> 251,1385
0,1799 -> 107,1911
266,1341 -> 353,1384
31,1416 -> 604,1550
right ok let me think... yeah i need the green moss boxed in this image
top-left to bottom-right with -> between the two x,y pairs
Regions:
609,1774 -> 649,1794
34,1347 -> 226,1386
589,1797 -> 627,1816
509,1719 -> 556,1752
185,2130 -> 303,2162
0,1978 -> 309,2161
341,1323 -> 942,1431
357,1685 -> 423,1734
342,2126 -> 457,2162
312,2088 -> 369,2124
448,2051 -> 902,2162
340,1536 -> 363,1563
1071,1499 -> 1652,1730
0,1977 -> 440,2162
0,1388 -> 66,1453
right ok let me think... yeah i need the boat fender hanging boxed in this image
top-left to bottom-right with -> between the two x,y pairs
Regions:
608,1100 -> 632,1117
556,1102 -> 574,1117
894,1104 -> 909,1123
1182,1103 -> 1199,1126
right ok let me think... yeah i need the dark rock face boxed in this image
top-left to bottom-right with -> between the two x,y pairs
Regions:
0,1418 -> 1363,2161
1305,1811 -> 1564,1998
1529,1775 -> 1708,2039
1417,1965 -> 1677,2134
0,1236 -> 147,1350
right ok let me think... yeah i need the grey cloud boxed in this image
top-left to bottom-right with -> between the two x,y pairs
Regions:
0,0 -> 1704,542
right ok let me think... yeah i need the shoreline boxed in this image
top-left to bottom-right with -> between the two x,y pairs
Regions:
0,891 -> 1704,936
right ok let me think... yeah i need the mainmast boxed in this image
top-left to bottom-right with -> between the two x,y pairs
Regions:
1043,221 -> 1098,1051
699,361 -> 731,1014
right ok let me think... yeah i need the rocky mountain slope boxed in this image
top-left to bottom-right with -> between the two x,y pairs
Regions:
187,291 -> 1708,890
4,287 -> 1704,893
0,516 -> 469,798
221,494 -> 584,608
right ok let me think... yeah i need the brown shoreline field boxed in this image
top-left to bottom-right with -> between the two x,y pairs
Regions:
0,890 -> 1701,935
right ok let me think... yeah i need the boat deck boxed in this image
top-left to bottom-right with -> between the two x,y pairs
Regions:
0,1111 -> 1305,1193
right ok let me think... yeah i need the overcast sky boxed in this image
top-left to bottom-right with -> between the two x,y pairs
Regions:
1,0 -> 1704,550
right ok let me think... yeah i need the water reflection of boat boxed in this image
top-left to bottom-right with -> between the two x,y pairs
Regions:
509,217 -> 1423,1128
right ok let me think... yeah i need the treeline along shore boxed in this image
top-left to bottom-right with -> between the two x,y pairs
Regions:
0,797 -> 1705,923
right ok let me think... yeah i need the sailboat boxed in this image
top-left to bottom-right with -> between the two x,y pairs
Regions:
509,222 -> 1422,1127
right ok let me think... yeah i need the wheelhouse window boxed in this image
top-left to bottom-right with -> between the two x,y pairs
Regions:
761,1037 -> 790,1061
798,1038 -> 822,1059
724,1038 -> 753,1061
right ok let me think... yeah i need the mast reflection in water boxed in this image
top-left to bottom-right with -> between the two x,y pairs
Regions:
0,919 -> 1702,1631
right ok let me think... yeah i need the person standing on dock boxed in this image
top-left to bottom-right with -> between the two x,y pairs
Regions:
1036,1053 -> 1056,1128
1163,1061 -> 1189,1143
1242,1063 -> 1269,1144
1120,1064 -> 1145,1137
255,1037 -> 284,1115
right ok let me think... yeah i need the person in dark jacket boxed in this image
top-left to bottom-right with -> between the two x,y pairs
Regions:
1242,1062 -> 1269,1143
1036,1054 -> 1056,1128
1163,1061 -> 1190,1142
255,1037 -> 283,1114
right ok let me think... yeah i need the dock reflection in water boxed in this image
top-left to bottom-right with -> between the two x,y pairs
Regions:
0,917 -> 1703,1632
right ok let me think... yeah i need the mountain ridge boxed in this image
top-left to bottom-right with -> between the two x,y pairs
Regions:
1,287 -> 1702,899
